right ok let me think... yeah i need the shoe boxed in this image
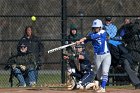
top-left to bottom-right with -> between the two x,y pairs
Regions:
96,87 -> 106,92
85,83 -> 95,89
29,82 -> 36,87
76,83 -> 84,90
18,84 -> 26,87
135,84 -> 140,89
76,84 -> 81,89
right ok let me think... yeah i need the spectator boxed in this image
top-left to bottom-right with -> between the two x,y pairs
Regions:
118,18 -> 133,40
17,26 -> 44,83
104,17 -> 121,67
104,17 -> 117,38
76,19 -> 111,92
8,44 -> 37,87
104,17 -> 140,89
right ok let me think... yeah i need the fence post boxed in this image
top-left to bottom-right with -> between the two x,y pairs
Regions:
61,0 -> 67,83
78,10 -> 84,35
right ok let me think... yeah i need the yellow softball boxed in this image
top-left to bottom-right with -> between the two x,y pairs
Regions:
31,16 -> 36,21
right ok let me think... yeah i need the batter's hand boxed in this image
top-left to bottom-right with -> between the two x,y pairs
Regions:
63,56 -> 69,59
76,41 -> 81,45
76,37 -> 87,45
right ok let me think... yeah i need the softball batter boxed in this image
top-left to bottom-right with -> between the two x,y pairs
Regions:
76,19 -> 111,92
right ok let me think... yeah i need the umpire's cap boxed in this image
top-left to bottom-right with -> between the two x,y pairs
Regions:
105,17 -> 112,21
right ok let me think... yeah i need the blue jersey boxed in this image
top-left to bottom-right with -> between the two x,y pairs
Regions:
85,30 -> 109,54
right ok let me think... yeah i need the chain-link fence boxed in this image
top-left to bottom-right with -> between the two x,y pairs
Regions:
0,0 -> 140,88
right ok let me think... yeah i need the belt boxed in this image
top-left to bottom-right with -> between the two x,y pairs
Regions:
95,51 -> 110,55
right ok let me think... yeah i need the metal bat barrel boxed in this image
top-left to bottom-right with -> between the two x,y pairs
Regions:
48,43 -> 76,53
48,47 -> 64,53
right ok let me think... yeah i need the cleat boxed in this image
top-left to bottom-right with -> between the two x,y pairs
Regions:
85,83 -> 96,89
96,87 -> 106,92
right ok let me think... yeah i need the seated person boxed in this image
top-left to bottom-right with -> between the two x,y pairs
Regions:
8,44 -> 37,87
67,44 -> 96,90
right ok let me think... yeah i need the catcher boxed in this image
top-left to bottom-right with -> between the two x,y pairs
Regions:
6,44 -> 37,87
66,44 -> 99,90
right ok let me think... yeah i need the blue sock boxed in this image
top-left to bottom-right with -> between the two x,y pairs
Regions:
101,81 -> 107,89
101,75 -> 108,88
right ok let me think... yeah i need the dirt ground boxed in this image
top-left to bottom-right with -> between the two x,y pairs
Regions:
0,87 -> 140,93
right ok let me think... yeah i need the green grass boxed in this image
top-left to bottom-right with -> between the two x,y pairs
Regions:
38,73 -> 61,85
0,73 -> 61,88
0,74 -> 11,87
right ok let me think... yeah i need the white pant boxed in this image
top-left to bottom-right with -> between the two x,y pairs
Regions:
94,53 -> 111,80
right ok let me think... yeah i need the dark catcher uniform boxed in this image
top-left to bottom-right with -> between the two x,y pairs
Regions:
70,44 -> 94,89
